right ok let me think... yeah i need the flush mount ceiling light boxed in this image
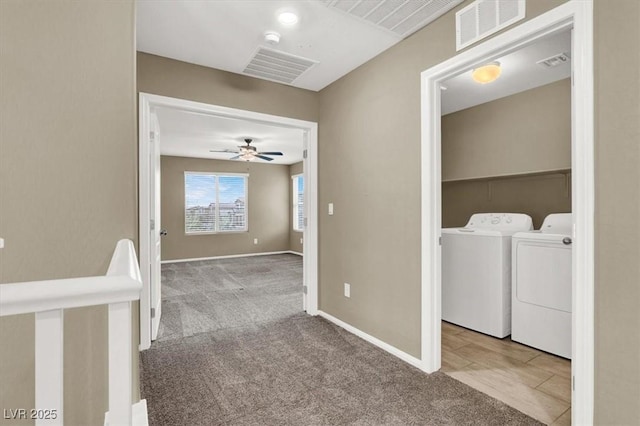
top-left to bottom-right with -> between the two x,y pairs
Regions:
277,11 -> 299,26
472,61 -> 502,84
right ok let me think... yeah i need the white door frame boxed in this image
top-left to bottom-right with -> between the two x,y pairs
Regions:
420,1 -> 593,424
138,93 -> 319,350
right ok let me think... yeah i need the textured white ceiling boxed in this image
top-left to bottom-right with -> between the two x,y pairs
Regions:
136,0 -> 462,91
156,107 -> 304,165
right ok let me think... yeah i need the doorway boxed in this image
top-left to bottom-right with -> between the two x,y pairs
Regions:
138,93 -> 319,350
419,1 -> 594,424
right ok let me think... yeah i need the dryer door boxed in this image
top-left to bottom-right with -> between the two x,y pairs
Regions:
514,240 -> 572,312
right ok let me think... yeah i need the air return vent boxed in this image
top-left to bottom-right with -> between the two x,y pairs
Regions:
243,47 -> 318,85
537,52 -> 571,68
456,0 -> 526,51
323,0 -> 464,39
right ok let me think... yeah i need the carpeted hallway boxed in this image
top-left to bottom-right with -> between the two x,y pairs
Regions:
141,254 -> 541,425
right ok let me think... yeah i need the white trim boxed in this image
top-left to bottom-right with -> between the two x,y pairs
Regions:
107,301 -> 133,425
0,240 -> 142,317
35,309 -> 64,426
302,125 -> 318,315
105,399 -> 148,426
161,250 -> 295,264
184,171 -> 249,177
139,93 -> 320,347
138,97 -> 152,350
420,1 -> 594,424
288,251 -> 303,256
318,310 -> 423,370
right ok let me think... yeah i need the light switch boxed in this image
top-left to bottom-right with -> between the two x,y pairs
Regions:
328,203 -> 334,215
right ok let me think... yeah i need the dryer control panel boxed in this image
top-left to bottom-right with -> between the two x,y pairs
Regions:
465,213 -> 533,231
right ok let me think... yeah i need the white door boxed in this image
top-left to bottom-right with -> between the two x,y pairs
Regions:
150,113 -> 162,340
302,134 -> 308,311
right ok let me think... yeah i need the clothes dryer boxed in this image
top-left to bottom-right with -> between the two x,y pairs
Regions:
512,213 -> 573,358
441,213 -> 533,338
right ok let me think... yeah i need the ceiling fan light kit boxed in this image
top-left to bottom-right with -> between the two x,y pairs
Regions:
210,138 -> 283,162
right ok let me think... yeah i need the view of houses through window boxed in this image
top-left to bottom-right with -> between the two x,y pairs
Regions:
293,174 -> 304,231
185,172 -> 247,234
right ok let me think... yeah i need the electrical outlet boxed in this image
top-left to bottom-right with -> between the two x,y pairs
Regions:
344,283 -> 350,298
253,238 -> 258,245
328,203 -> 334,215
300,237 -> 303,244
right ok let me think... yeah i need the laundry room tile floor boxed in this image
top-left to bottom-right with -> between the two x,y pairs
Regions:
441,321 -> 572,425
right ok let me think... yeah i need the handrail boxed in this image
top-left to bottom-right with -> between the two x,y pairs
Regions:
0,239 -> 145,426
0,239 -> 142,317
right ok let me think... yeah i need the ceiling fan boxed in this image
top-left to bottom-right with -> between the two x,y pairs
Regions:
210,138 -> 283,162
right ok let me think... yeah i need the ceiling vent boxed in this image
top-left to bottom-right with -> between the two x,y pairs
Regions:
322,0 -> 464,39
456,0 -> 526,51
537,52 -> 571,68
243,47 -> 318,85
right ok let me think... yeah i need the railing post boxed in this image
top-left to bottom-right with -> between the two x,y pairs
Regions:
35,309 -> 63,426
107,301 -> 132,425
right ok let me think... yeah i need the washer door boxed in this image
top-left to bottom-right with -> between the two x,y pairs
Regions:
514,240 -> 572,312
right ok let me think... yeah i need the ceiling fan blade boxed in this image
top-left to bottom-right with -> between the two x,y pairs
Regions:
255,155 -> 274,161
210,149 -> 238,153
257,151 -> 283,156
229,155 -> 241,160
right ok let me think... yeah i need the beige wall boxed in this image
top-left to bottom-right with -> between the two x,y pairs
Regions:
289,162 -> 304,253
317,0 -> 640,421
442,79 -> 571,181
593,0 -> 640,423
137,53 -> 318,123
161,156 -> 291,260
317,0 -> 567,359
0,1 -> 137,425
443,173 -> 571,229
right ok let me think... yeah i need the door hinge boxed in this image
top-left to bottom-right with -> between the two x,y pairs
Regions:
439,236 -> 442,245
150,219 -> 155,231
150,131 -> 155,141
303,149 -> 308,159
303,285 -> 308,295
151,308 -> 156,318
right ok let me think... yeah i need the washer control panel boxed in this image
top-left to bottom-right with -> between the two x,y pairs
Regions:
465,213 -> 533,231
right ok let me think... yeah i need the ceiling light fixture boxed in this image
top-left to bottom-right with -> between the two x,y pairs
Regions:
472,61 -> 502,84
277,11 -> 299,26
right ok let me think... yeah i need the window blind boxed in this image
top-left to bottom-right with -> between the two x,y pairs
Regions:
293,175 -> 304,231
185,172 -> 247,234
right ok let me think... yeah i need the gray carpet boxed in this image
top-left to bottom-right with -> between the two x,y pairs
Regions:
141,255 -> 542,425
157,254 -> 305,341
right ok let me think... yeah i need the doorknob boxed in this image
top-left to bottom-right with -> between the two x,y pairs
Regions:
160,229 -> 168,236
562,237 -> 572,245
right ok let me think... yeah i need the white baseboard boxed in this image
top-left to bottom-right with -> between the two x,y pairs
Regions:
317,310 -> 423,371
288,251 -> 303,256
104,399 -> 148,426
161,251 -> 292,264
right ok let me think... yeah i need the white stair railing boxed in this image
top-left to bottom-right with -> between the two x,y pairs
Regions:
0,239 -> 145,426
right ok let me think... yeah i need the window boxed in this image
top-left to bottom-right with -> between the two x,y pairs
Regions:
185,172 -> 247,234
292,174 -> 304,231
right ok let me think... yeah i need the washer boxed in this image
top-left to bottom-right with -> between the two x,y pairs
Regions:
442,213 -> 533,338
512,213 -> 573,358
